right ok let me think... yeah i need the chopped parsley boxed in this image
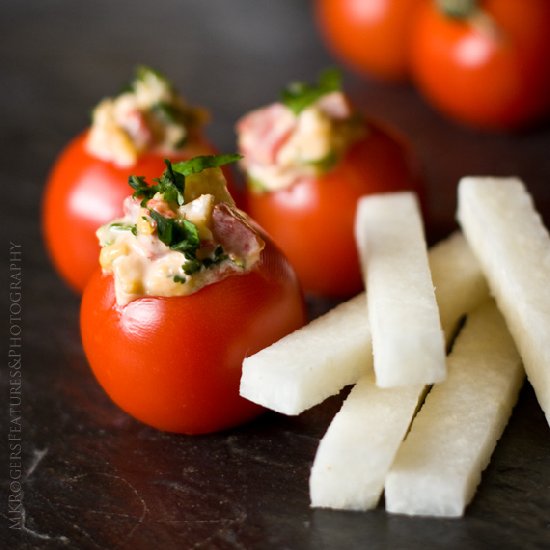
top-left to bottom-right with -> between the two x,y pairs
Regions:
129,160 -> 185,206
109,222 -> 137,235
148,210 -> 199,253
152,101 -> 180,124
130,155 -> 241,206
202,246 -> 228,268
182,253 -> 202,275
280,68 -> 342,115
127,156 -> 242,278
171,153 -> 242,177
155,161 -> 186,206
172,245 -> 227,285
117,65 -> 171,96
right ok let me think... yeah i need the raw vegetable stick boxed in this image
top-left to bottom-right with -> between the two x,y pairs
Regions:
309,231 -> 489,511
240,231 -> 489,415
356,192 -> 446,387
428,231 -> 490,341
385,300 -> 524,517
310,372 -> 424,510
457,176 -> 550,426
240,293 -> 371,415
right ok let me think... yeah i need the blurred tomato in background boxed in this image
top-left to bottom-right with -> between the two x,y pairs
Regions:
315,0 -> 422,81
410,0 -> 550,130
314,0 -> 550,131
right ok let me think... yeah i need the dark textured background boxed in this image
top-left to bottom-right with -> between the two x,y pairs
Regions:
1,1 -> 549,548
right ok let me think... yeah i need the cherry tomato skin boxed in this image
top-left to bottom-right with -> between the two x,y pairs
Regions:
411,0 -> 550,130
80,237 -> 306,435
315,0 -> 423,81
246,123 -> 422,298
42,132 -> 219,293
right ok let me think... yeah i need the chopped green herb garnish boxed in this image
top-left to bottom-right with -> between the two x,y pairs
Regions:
307,150 -> 337,172
126,157 -> 243,276
129,156 -> 241,206
117,66 -> 171,97
151,101 -> 179,123
135,65 -> 170,87
154,160 -> 186,206
150,101 -> 195,147
280,68 -> 342,115
171,154 -> 242,177
109,222 -> 137,236
129,175 -> 152,206
129,161 -> 185,206
173,274 -> 187,284
202,246 -> 228,268
182,254 -> 202,275
149,210 -> 199,253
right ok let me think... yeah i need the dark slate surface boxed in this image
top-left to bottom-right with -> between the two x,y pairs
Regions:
1,1 -> 549,548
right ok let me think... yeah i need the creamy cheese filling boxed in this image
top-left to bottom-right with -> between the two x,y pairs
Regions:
237,91 -> 364,192
86,66 -> 207,167
97,163 -> 264,306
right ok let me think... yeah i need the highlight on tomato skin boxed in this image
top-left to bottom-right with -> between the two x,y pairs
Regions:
410,0 -> 550,131
80,155 -> 306,435
236,70 -> 424,299
314,0 -> 423,82
42,66 -> 222,293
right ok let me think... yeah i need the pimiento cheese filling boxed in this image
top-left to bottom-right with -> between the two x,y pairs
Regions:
86,66 -> 208,167
236,70 -> 364,192
97,157 -> 264,306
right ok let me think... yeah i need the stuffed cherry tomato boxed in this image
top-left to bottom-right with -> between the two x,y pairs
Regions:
43,66 -> 219,292
236,70 -> 422,298
410,0 -> 550,130
81,155 -> 305,435
315,0 -> 423,81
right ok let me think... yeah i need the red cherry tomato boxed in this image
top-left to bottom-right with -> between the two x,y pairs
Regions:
245,122 -> 422,298
410,0 -> 550,130
81,234 -> 305,435
315,0 -> 423,81
42,132 -> 218,292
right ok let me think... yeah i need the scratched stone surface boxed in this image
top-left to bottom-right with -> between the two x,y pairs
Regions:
1,1 -> 550,549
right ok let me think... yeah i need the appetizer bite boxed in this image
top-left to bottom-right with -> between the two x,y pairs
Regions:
43,66 -> 218,292
80,155 -> 305,435
236,69 -> 422,298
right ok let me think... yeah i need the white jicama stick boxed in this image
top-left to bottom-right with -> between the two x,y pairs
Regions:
310,373 -> 424,510
240,293 -> 372,415
241,231 -> 488,415
356,192 -> 446,387
309,231 -> 489,511
457,176 -> 550,426
429,231 -> 490,343
385,301 -> 524,517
